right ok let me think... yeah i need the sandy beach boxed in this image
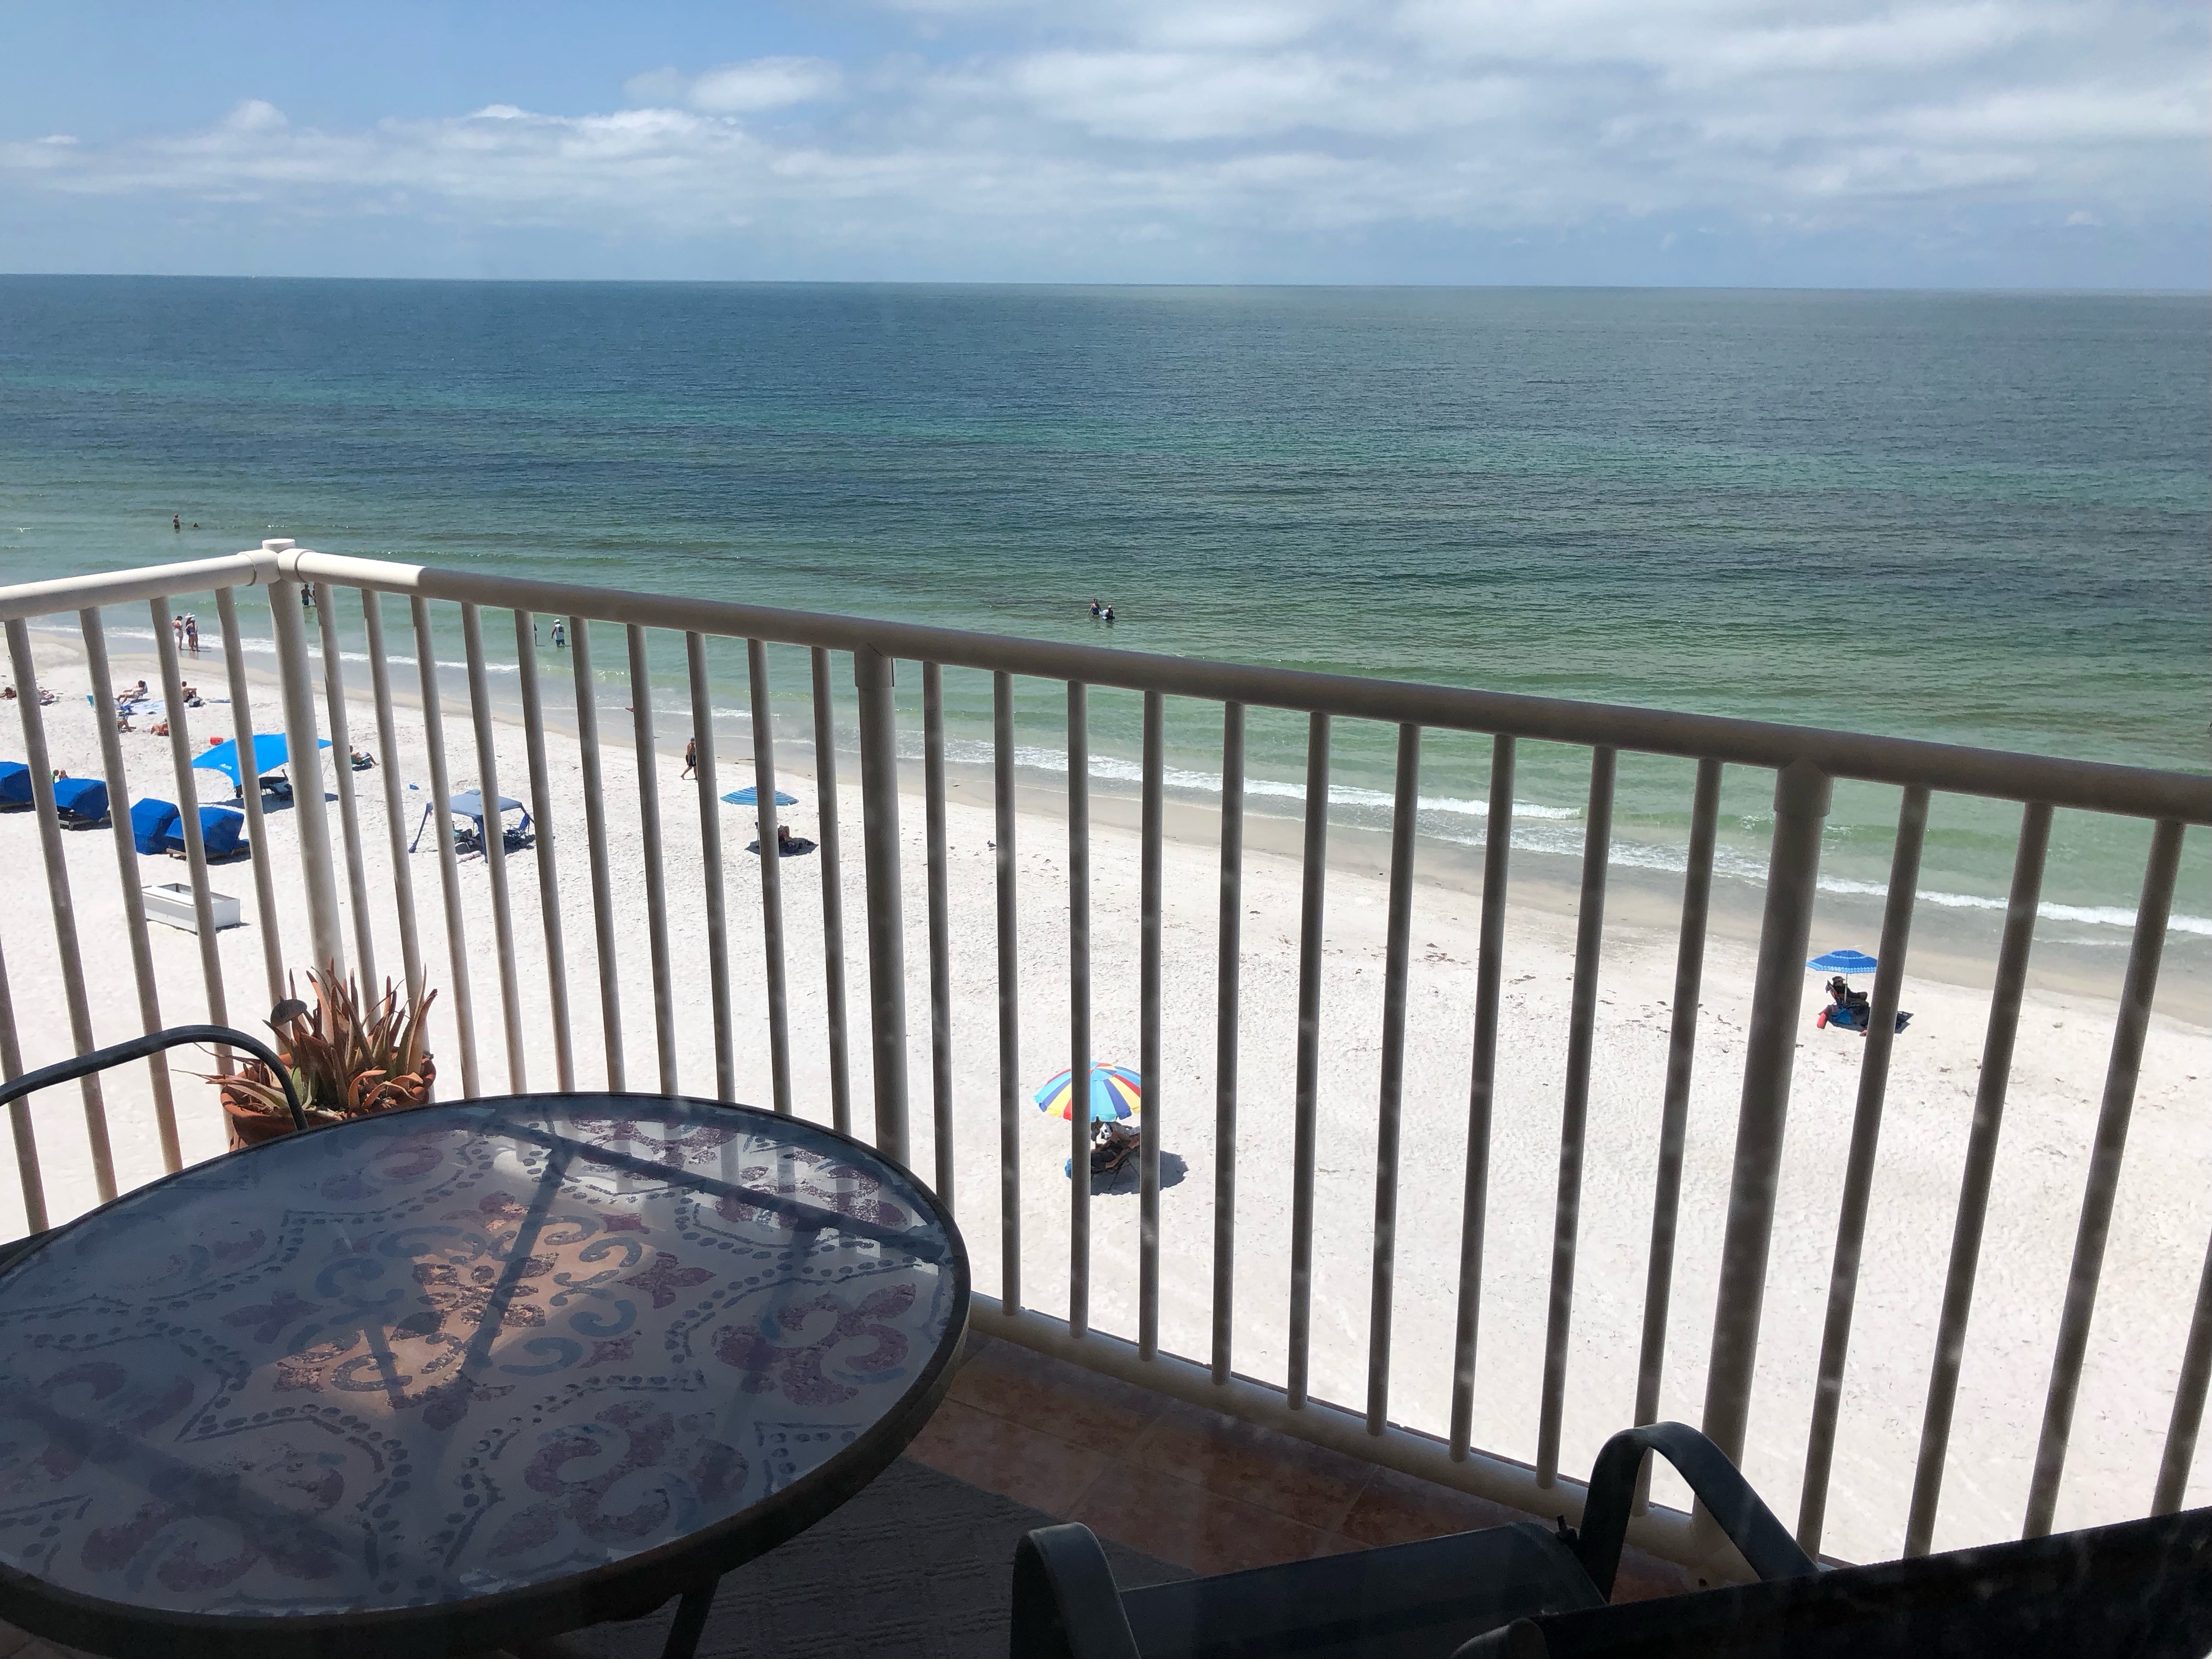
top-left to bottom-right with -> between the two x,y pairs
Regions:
3,624 -> 2207,1568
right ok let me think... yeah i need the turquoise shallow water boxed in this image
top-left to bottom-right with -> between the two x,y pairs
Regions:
1,278 -> 2206,947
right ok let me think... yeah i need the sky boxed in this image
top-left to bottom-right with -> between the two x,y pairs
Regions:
1,0 -> 2205,288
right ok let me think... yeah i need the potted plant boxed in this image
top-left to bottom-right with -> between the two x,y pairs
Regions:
210,967 -> 438,1149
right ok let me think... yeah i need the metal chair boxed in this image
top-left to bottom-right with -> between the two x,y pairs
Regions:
0,1025 -> 306,1267
1012,1421 -> 2211,1659
1452,1506 -> 2212,1658
1010,1424 -> 1815,1659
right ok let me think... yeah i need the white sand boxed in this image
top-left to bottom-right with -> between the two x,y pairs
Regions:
3,628 -> 2208,1567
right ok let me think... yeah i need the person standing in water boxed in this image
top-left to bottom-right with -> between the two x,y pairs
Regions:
172,514 -> 180,532
550,619 -> 567,649
183,615 -> 199,656
172,614 -> 184,646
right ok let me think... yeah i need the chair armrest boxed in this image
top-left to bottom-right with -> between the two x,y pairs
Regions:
1575,1424 -> 1815,1599
1012,1524 -> 1143,1659
0,1024 -> 305,1131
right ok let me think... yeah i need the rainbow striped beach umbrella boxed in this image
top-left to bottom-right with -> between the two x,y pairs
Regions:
1032,1063 -> 1143,1124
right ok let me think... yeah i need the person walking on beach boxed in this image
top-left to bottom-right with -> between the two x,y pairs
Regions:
184,614 -> 199,656
682,737 -> 697,779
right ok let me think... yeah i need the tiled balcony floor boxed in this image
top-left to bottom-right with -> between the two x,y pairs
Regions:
908,1332 -> 1701,1600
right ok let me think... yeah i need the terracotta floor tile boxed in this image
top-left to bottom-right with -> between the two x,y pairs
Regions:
946,1338 -> 1167,1453
1072,1463 -> 1327,1577
1338,1463 -> 1549,1548
1307,1531 -> 1367,1558
905,1398 -> 1111,1516
1610,1547 -> 1702,1602
1123,1400 -> 1373,1532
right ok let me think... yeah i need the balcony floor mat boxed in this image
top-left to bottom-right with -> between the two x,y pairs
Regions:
563,1454 -> 1191,1659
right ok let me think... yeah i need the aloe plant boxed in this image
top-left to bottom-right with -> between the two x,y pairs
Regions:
211,967 -> 438,1131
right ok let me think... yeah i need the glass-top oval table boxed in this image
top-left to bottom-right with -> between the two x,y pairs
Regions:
0,1093 -> 969,1659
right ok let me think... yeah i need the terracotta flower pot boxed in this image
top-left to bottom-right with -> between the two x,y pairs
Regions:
219,1054 -> 437,1152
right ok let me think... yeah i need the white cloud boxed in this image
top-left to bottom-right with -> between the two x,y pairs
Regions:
624,57 -> 842,114
2,1 -> 2204,278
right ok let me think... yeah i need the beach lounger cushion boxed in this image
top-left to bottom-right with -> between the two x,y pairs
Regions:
157,805 -> 249,859
130,798 -> 179,854
50,777 -> 109,823
0,762 -> 29,807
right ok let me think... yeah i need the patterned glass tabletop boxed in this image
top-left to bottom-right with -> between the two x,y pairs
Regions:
0,1095 -> 964,1629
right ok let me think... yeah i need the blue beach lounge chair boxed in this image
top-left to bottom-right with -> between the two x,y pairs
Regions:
158,805 -> 249,860
50,777 -> 109,825
0,762 -> 29,809
130,799 -> 179,855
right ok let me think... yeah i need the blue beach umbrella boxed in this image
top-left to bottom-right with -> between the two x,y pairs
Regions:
1033,1064 -> 1143,1124
193,732 -> 331,791
722,786 -> 799,807
1808,948 -> 1880,975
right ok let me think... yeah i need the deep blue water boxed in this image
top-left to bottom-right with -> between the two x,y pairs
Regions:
1,278 -> 2205,937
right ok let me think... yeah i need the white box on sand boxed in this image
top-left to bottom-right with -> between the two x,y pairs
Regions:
142,883 -> 240,933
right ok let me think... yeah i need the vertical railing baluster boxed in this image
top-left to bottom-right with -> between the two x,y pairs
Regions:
1628,757 -> 1722,1506
215,588 -> 286,1004
0,930 -> 44,1234
1365,723 -> 1421,1434
313,583 -> 377,990
923,663 -> 954,1204
513,611 -> 573,1091
1797,784 -> 1928,1550
1138,690 -> 1166,1362
1069,681 -> 1093,1339
627,624 -> 678,1094
570,618 -> 623,1090
1699,760 -> 1832,1502
411,597 -> 479,1098
268,578 -> 345,976
748,639 -> 794,1114
362,594 -> 424,1003
1451,734 -> 1515,1457
1287,712 -> 1330,1407
994,671 -> 1022,1312
8,617 -> 116,1202
811,648 -> 851,1135
1212,701 -> 1245,1383
1904,801 -> 2051,1556
79,608 -> 180,1172
686,634 -> 735,1102
1536,746 -> 1617,1485
2156,1227 -> 2212,1515
148,600 -> 230,1045
2024,818 -> 2185,1537
853,645 -> 909,1161
462,605 -> 525,1092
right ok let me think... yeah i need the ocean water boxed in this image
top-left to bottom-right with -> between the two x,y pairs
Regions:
1,277 -> 2206,951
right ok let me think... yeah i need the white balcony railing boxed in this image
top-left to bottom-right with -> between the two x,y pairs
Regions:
1,544 -> 2207,1580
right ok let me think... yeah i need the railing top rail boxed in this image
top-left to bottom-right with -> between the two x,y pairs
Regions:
4,547 -> 2207,825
